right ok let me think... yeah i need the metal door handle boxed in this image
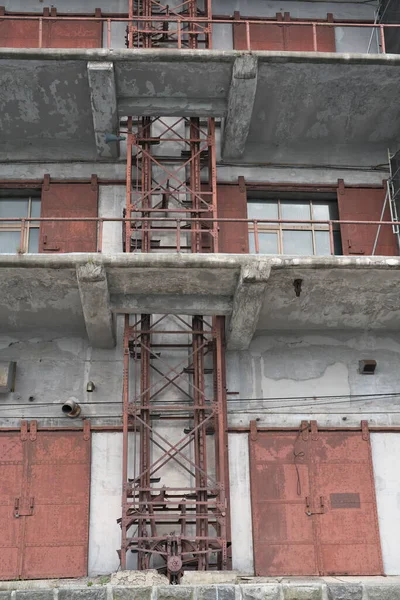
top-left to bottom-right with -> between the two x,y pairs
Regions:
305,495 -> 325,516
14,497 -> 35,518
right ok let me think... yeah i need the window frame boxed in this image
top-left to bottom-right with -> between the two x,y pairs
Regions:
0,195 -> 41,254
248,197 -> 338,256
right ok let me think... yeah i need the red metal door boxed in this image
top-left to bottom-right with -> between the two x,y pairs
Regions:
249,429 -> 319,576
40,180 -> 99,253
0,427 -> 91,580
337,184 -> 398,256
312,430 -> 383,575
217,177 -> 249,253
249,425 -> 383,576
233,13 -> 335,52
0,19 -> 40,47
42,20 -> 102,48
0,434 -> 24,580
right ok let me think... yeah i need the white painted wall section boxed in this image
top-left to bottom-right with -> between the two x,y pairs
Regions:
228,433 -> 254,574
371,433 -> 400,576
89,432 -> 123,575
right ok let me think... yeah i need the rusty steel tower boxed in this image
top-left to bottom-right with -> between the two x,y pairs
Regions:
119,0 -> 230,582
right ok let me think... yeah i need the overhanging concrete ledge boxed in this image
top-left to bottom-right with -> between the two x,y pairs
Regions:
1,254 -> 400,339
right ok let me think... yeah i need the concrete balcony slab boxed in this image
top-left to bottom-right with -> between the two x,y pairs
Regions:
0,49 -> 399,163
1,254 -> 400,347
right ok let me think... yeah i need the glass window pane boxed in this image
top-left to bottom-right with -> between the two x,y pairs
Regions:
247,201 -> 278,221
312,202 -> 330,221
31,199 -> 41,218
281,201 -> 310,225
28,228 -> 40,253
0,199 -> 29,222
249,231 -> 278,254
283,230 -> 313,255
315,231 -> 331,256
0,231 -> 21,253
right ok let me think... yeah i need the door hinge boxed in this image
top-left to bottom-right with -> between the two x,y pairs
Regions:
14,497 -> 35,518
20,420 -> 28,441
310,420 -> 318,441
83,419 -> 91,441
361,420 -> 370,441
30,420 -> 37,441
250,419 -> 258,442
300,420 -> 309,441
305,495 -> 325,516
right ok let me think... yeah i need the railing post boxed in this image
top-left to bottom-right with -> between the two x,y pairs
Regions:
380,25 -> 386,54
39,17 -> 43,48
329,221 -> 334,256
312,23 -> 317,51
20,219 -> 26,254
178,21 -> 182,49
107,19 -> 112,49
254,220 -> 259,254
177,219 -> 181,252
97,219 -> 103,253
246,21 -> 251,50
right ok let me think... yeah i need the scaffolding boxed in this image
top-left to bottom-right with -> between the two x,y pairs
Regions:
119,0 -> 229,582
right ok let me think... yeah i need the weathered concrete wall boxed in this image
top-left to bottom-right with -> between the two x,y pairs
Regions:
226,331 -> 400,428
371,433 -> 400,576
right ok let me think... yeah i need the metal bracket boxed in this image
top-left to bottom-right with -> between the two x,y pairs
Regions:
14,497 -> 35,518
301,420 -> 309,441
29,420 -> 37,441
310,420 -> 318,441
43,173 -> 50,191
20,420 -> 28,442
338,178 -> 345,195
305,495 -> 325,516
361,420 -> 370,441
91,174 -> 98,192
83,419 -> 91,441
238,176 -> 246,193
250,419 -> 258,441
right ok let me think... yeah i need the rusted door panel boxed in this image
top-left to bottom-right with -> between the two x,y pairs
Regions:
0,20 -> 40,48
233,15 -> 335,52
217,180 -> 249,253
43,20 -> 102,48
285,24 -> 335,52
22,432 -> 91,579
0,435 -> 24,580
249,433 -> 318,576
337,186 -> 398,256
40,182 -> 98,253
249,429 -> 383,576
233,22 -> 284,50
312,431 -> 383,576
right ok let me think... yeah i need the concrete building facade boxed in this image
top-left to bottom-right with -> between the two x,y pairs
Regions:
1,0 -> 400,589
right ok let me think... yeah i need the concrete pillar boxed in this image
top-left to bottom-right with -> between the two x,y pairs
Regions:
87,61 -> 119,159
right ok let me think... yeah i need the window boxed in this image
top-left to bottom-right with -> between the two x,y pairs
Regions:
0,196 -> 41,253
248,197 -> 342,256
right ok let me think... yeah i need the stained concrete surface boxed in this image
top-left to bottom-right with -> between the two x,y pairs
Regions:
1,50 -> 399,164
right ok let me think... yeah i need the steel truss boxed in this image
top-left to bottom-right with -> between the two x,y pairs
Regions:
120,0 -> 229,581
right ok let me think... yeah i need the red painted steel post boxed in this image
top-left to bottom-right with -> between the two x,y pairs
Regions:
380,25 -> 386,54
312,23 -> 317,51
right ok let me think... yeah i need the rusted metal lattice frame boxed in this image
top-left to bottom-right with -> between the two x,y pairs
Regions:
120,0 -> 229,581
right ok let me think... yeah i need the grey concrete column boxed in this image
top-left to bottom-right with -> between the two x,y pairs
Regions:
226,263 -> 271,350
222,55 -> 258,160
87,61 -> 119,159
77,263 -> 116,349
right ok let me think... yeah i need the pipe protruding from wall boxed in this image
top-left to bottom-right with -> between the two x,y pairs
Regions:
62,399 -> 81,418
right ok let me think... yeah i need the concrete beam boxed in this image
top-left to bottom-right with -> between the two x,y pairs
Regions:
87,61 -> 118,159
222,55 -> 258,160
77,263 -> 116,349
118,98 -> 227,117
227,263 -> 271,350
111,294 -> 232,316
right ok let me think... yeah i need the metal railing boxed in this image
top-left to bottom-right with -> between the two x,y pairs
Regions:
0,15 -> 399,52
1,216 -> 400,256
